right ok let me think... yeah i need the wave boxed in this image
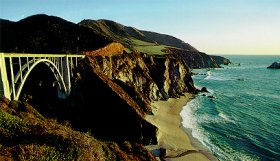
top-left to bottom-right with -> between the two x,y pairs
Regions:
180,97 -> 258,161
218,111 -> 236,124
204,71 -> 212,80
202,71 -> 238,81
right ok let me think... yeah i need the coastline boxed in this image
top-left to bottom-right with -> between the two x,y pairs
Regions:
145,93 -> 217,161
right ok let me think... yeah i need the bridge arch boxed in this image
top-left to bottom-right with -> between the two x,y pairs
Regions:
1,53 -> 84,100
15,59 -> 67,100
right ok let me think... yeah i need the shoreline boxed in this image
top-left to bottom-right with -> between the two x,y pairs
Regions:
145,93 -> 218,161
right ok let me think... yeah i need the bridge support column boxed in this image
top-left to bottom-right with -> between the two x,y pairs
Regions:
0,53 -> 11,99
57,56 -> 71,99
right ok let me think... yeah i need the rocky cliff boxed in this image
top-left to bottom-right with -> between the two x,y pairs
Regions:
85,46 -> 195,102
162,47 -> 220,68
61,43 -> 195,143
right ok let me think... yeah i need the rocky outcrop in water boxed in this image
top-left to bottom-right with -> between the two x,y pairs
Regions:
267,62 -> 280,69
211,55 -> 231,65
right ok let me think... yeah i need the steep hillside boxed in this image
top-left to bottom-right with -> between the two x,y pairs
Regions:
79,19 -> 198,53
79,19 -> 221,68
0,14 -> 112,53
0,97 -> 156,161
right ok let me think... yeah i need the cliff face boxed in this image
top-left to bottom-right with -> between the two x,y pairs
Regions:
57,43 -> 195,145
163,48 -> 220,68
86,50 -> 195,102
67,57 -> 158,144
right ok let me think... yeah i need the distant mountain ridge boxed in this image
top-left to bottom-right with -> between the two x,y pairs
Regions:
0,14 -> 111,53
79,19 -> 199,53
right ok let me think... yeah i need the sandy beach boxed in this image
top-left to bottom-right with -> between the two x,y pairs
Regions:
145,93 -> 217,161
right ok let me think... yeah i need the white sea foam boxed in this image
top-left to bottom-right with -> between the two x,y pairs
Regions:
218,112 -> 236,124
180,99 -> 212,152
212,142 -> 260,161
204,71 -> 212,80
180,98 -> 256,161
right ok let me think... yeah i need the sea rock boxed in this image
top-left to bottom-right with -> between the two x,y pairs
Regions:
201,87 -> 209,93
267,62 -> 280,69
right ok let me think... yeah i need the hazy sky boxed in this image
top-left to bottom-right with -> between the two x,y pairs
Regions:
1,0 -> 280,55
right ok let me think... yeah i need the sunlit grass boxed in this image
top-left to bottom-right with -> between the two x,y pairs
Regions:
130,38 -> 168,55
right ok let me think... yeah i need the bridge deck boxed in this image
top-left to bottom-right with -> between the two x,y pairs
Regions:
1,53 -> 85,58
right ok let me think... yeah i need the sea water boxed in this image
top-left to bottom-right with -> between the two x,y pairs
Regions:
180,55 -> 280,161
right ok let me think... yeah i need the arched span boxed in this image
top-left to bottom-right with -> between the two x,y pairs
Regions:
14,59 -> 67,100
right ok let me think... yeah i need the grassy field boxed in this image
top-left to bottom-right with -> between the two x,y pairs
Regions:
130,38 -> 169,55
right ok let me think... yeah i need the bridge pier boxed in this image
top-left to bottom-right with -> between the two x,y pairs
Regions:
0,53 -> 11,100
57,56 -> 71,99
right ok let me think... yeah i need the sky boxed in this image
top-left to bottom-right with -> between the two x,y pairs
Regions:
1,0 -> 280,55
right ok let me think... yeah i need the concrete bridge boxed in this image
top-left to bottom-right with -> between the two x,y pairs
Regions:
0,53 -> 85,100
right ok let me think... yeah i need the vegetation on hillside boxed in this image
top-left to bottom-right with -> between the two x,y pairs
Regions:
0,97 -> 156,161
79,19 -> 198,55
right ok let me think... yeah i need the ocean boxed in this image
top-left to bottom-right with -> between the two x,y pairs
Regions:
180,55 -> 280,161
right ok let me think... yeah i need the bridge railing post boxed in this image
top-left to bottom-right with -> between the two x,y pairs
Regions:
0,53 -> 11,100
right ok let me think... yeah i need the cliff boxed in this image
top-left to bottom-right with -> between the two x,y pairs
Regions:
84,45 -> 195,102
62,43 -> 196,143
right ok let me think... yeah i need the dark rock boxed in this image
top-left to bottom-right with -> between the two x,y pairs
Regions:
201,87 -> 209,93
211,55 -> 231,65
159,148 -> 167,157
208,95 -> 215,98
267,62 -> 280,69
